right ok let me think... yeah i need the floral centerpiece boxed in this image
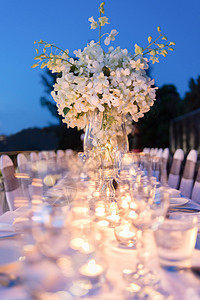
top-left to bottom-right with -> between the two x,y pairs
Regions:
32,2 -> 175,193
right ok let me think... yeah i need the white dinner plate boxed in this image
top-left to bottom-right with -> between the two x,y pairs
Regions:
167,188 -> 181,198
0,231 -> 19,238
169,197 -> 189,207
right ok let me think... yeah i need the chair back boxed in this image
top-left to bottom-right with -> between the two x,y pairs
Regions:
191,165 -> 200,203
0,155 -> 28,210
30,152 -> 39,162
179,150 -> 197,198
168,149 -> 184,189
17,153 -> 31,200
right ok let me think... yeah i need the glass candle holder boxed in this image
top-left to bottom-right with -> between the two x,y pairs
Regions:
105,201 -> 121,227
114,220 -> 137,248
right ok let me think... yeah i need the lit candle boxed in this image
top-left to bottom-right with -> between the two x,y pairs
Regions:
128,210 -> 138,220
119,195 -> 131,210
96,220 -> 109,228
118,226 -> 135,239
72,206 -> 89,216
79,259 -> 104,278
95,206 -> 106,217
115,224 -> 136,246
93,191 -> 100,197
107,210 -> 120,225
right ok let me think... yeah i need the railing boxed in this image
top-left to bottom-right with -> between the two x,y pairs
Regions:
170,108 -> 200,154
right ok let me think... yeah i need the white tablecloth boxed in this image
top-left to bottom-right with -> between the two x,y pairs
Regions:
0,199 -> 200,300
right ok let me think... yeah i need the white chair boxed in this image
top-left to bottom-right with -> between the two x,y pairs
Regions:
17,153 -> 31,200
38,151 -> 49,160
150,148 -> 155,157
191,165 -> 200,203
30,152 -> 39,162
0,155 -> 28,211
168,149 -> 184,189
156,148 -> 163,158
160,148 -> 170,186
65,149 -> 74,157
179,150 -> 198,198
57,150 -> 65,159
153,148 -> 158,156
162,148 -> 170,161
49,151 -> 56,160
143,148 -> 150,154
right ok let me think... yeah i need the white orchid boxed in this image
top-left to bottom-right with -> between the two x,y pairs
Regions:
104,29 -> 118,45
99,16 -> 109,26
33,1 -> 175,134
88,16 -> 98,29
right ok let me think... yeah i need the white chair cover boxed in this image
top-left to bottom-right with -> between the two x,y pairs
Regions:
30,152 -> 39,162
0,155 -> 28,211
156,148 -> 163,158
168,149 -> 184,189
179,150 -> 197,198
49,151 -> 56,159
162,148 -> 169,160
191,166 -> 200,203
57,150 -> 65,159
17,153 -> 31,200
38,151 -> 49,160
143,148 -> 150,154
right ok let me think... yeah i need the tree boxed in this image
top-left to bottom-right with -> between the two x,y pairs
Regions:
138,84 -> 181,148
181,76 -> 200,114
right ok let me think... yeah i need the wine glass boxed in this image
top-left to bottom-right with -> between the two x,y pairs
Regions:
123,178 -> 170,298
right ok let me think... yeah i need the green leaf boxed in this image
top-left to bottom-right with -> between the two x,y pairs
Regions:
169,41 -> 176,46
35,48 -> 39,54
150,50 -> 156,56
157,44 -> 165,48
148,36 -> 152,43
102,66 -> 110,77
41,62 -> 47,69
63,107 -> 70,115
76,112 -> 85,119
157,26 -> 161,32
162,36 -> 167,41
34,55 -> 42,60
31,63 -> 39,68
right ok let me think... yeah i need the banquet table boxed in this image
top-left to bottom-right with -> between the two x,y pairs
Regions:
0,198 -> 200,300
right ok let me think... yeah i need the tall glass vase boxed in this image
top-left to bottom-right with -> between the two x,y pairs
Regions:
84,109 -> 129,199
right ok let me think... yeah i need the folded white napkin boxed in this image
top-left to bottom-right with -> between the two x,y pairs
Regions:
0,211 -> 16,232
0,223 -> 14,232
0,208 -> 30,233
167,188 -> 181,197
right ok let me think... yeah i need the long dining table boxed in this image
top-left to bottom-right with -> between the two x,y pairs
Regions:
0,194 -> 200,300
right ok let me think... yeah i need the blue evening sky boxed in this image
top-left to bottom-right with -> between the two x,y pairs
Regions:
0,0 -> 199,135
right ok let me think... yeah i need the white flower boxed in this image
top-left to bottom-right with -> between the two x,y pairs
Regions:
99,16 -> 109,26
88,16 -> 98,29
49,40 -> 158,129
150,56 -> 159,64
104,29 -> 118,46
130,59 -> 148,71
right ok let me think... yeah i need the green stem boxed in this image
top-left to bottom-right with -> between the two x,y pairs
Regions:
42,55 -> 75,67
132,33 -> 163,60
99,10 -> 102,46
